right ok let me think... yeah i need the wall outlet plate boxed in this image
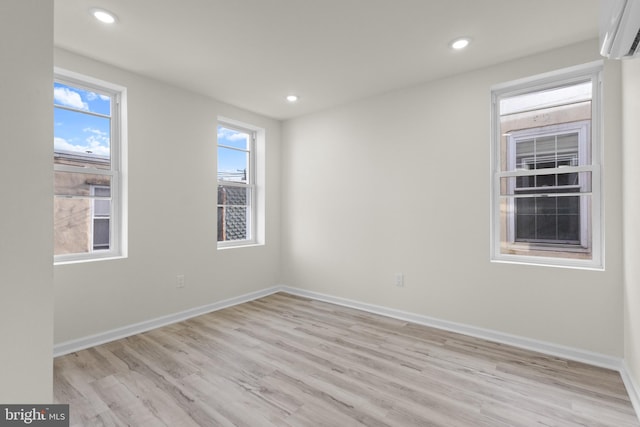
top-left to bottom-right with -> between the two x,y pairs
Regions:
394,273 -> 404,287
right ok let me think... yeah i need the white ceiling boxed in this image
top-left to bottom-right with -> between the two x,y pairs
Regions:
54,0 -> 600,120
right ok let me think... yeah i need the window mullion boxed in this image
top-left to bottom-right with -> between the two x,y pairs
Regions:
498,164 -> 594,178
54,104 -> 111,120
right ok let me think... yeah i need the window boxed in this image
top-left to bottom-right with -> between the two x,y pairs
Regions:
217,123 -> 256,247
92,185 -> 111,250
53,69 -> 126,263
491,63 -> 603,269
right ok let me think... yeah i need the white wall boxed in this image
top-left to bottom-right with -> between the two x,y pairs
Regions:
282,40 -> 625,356
623,58 -> 640,386
0,0 -> 54,402
53,49 -> 281,344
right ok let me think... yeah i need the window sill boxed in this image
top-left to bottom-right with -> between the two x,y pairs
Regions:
491,255 -> 603,271
504,243 -> 591,256
217,242 -> 264,250
54,254 -> 127,266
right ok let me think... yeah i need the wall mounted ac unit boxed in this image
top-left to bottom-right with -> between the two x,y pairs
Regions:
600,0 -> 640,59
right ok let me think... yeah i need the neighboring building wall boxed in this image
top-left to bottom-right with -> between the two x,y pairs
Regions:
53,152 -> 109,255
217,186 -> 248,241
54,196 -> 91,254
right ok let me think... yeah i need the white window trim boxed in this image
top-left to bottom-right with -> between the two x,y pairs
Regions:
217,118 -> 264,249
490,61 -> 603,270
54,68 -> 128,265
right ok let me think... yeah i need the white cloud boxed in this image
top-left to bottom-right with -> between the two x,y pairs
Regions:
218,128 -> 248,141
83,127 -> 108,138
54,137 -> 110,156
54,87 -> 88,110
86,91 -> 110,102
86,136 -> 110,152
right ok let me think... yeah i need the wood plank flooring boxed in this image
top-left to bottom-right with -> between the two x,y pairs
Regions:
53,292 -> 640,426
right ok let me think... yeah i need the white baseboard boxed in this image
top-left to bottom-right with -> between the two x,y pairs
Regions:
53,286 -> 284,357
279,286 -> 622,371
621,362 -> 640,422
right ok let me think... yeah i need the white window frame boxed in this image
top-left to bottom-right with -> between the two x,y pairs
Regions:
54,68 -> 127,264
490,62 -> 603,269
217,119 -> 262,249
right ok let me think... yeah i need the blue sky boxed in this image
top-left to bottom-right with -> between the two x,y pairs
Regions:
54,82 -> 111,157
217,126 -> 249,181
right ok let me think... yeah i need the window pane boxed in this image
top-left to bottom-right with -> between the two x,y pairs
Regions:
94,186 -> 111,217
499,81 -> 592,115
499,194 -> 591,258
93,186 -> 111,197
558,214 -> 580,241
54,82 -> 111,115
54,197 -> 92,255
54,107 -> 111,169
218,185 -> 249,206
515,139 -> 535,169
515,214 -> 535,240
514,196 -> 580,243
217,126 -> 250,150
535,136 -> 556,165
557,133 -> 579,154
217,206 -> 248,241
54,174 -> 112,256
54,172 -> 111,197
218,147 -> 248,183
536,212 -> 558,241
513,134 -> 580,172
93,218 -> 110,250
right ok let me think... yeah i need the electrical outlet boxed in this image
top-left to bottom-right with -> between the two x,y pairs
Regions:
394,273 -> 404,287
177,274 -> 185,288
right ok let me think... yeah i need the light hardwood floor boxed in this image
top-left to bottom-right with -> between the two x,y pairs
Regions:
54,292 -> 639,426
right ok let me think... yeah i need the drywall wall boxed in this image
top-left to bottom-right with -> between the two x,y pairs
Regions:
53,49 -> 281,344
282,40 -> 625,356
0,0 -> 54,402
623,58 -> 640,388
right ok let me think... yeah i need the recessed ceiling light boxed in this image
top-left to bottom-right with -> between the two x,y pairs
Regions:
90,8 -> 117,24
286,95 -> 299,102
450,37 -> 471,50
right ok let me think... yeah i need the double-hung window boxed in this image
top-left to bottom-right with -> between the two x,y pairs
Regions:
217,123 -> 256,247
491,62 -> 603,269
53,69 -> 126,263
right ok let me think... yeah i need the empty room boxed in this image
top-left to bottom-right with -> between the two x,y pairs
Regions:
2,0 -> 640,425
